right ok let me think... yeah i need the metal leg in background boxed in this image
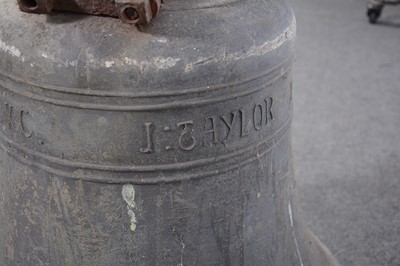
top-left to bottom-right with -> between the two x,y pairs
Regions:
367,0 -> 400,23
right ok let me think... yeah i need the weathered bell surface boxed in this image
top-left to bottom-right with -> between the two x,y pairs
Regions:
0,0 -> 339,265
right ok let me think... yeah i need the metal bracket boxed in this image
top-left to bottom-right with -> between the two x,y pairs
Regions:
17,0 -> 163,25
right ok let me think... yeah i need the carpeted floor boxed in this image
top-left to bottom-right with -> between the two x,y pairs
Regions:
289,0 -> 400,265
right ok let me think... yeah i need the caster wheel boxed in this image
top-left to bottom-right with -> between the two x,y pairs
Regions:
367,9 -> 381,23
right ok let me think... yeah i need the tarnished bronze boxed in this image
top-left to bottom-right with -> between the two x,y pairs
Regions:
17,0 -> 163,25
1,0 -> 340,265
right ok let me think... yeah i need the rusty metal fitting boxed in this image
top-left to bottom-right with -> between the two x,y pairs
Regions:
16,0 -> 163,26
116,0 -> 162,25
17,0 -> 54,14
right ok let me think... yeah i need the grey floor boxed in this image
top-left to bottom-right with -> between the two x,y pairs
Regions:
289,0 -> 400,265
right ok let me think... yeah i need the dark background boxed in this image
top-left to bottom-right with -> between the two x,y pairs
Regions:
289,0 -> 400,265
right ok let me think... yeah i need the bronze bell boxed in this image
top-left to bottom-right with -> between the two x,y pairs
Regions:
0,0 -> 339,264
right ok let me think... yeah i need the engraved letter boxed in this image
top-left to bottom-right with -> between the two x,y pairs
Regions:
204,116 -> 218,146
140,122 -> 155,154
265,97 -> 273,125
239,109 -> 249,138
253,104 -> 263,131
177,121 -> 196,151
5,102 -> 13,130
20,110 -> 32,138
221,112 -> 237,141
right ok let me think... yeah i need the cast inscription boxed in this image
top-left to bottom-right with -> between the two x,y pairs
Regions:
1,102 -> 33,138
140,97 -> 274,153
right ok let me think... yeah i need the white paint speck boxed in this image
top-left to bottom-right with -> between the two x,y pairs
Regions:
122,184 -> 136,209
97,117 -> 107,125
127,209 -> 137,232
82,54 -> 181,70
123,184 -> 137,232
0,40 -> 25,61
57,60 -> 78,68
153,57 -> 181,69
41,53 -> 57,61
105,61 -> 115,68
154,37 -> 168,43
